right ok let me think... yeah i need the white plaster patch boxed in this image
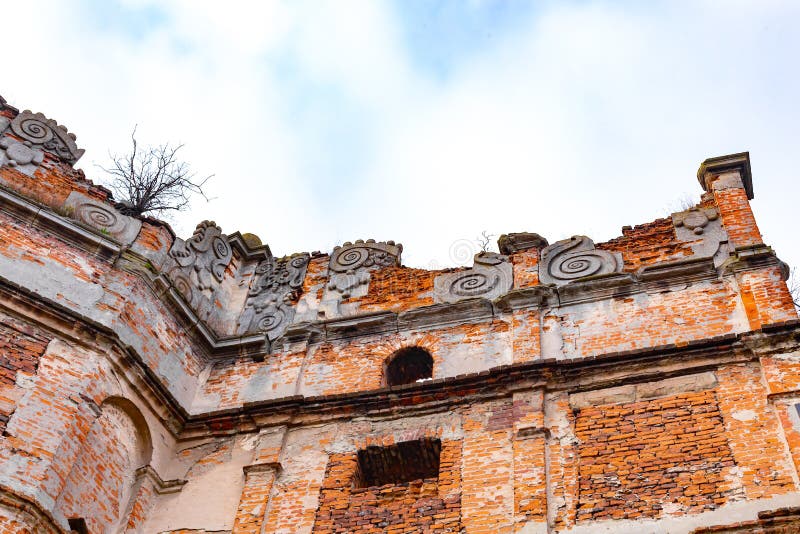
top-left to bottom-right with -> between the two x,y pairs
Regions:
241,433 -> 259,451
14,371 -> 36,389
660,501 -> 684,515
557,493 -> 800,534
774,350 -> 800,361
731,409 -> 758,422
515,521 -> 548,534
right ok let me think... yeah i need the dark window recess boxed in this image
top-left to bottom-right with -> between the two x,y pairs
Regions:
355,438 -> 441,488
385,347 -> 433,386
68,518 -> 89,534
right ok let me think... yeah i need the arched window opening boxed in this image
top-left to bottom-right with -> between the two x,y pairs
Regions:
385,347 -> 433,386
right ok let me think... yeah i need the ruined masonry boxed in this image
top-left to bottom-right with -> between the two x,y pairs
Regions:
1,95 -> 800,534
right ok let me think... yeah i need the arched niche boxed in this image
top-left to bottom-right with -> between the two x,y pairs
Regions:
55,396 -> 153,534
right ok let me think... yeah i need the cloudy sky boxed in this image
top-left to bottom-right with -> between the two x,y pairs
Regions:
3,0 -> 799,270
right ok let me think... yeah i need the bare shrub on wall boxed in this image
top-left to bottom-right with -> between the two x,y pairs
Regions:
101,127 -> 211,217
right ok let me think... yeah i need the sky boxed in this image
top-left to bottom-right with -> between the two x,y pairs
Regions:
2,0 -> 799,271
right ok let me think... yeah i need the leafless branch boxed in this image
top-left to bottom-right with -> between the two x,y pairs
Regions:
664,193 -> 697,215
477,231 -> 495,253
789,267 -> 800,313
99,127 -> 212,217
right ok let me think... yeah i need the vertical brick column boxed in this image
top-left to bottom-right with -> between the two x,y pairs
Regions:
233,426 -> 286,534
124,466 -> 186,533
697,152 -> 761,249
511,389 -> 547,532
715,363 -> 796,500
123,470 -> 157,533
698,152 -> 796,328
460,399 -> 514,533
545,391 -> 579,531
232,463 -> 280,534
511,309 -> 541,364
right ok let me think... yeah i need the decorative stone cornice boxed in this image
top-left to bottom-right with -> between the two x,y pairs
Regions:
697,151 -> 753,199
0,108 -> 84,166
182,328 -> 771,438
0,185 -> 122,258
0,178 -> 782,358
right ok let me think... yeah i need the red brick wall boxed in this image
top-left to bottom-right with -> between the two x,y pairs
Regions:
54,402 -> 146,534
575,390 -> 737,521
551,278 -> 743,357
2,127 -> 800,534
0,313 -> 49,434
713,187 -> 763,248
312,440 -> 462,533
353,266 -> 437,313
600,216 -> 696,271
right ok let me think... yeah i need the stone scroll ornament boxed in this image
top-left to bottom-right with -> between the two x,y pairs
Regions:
166,221 -> 233,314
238,253 -> 310,338
538,236 -> 622,286
326,240 -> 403,298
433,252 -> 513,304
0,110 -> 84,168
64,192 -> 142,245
329,239 -> 403,273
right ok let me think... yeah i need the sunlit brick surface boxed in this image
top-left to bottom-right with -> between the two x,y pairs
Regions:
0,101 -> 799,534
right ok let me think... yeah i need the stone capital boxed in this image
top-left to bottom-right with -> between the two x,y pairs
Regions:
697,151 -> 753,199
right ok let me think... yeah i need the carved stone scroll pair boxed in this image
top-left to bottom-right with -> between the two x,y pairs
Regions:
166,221 -> 233,321
0,109 -> 84,174
316,240 -> 402,318
325,240 -> 402,297
238,253 -> 310,339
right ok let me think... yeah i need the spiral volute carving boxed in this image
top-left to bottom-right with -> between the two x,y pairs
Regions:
329,240 -> 402,273
539,236 -> 622,286
450,272 -> 499,297
77,204 -> 119,229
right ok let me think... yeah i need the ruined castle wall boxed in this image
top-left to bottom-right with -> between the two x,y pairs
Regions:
0,321 -> 179,533
0,207 -> 205,409
2,96 -> 800,533
194,272 -> 752,413
143,362 -> 800,534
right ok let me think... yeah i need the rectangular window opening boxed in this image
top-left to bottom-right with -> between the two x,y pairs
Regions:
355,438 -> 441,488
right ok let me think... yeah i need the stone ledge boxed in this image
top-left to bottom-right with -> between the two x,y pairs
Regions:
569,371 -> 718,409
135,465 -> 188,495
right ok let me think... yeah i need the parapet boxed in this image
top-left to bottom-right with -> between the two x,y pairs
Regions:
0,93 -> 793,399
